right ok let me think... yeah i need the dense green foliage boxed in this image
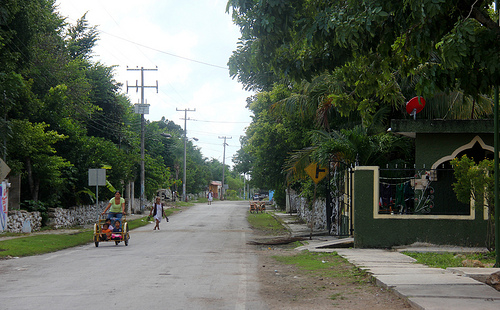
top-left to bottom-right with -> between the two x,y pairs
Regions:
2,1 -> 235,210
451,155 -> 495,249
229,1 -> 498,209
228,0 -> 500,97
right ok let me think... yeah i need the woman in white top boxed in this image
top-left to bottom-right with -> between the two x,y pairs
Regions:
207,191 -> 213,205
149,197 -> 167,230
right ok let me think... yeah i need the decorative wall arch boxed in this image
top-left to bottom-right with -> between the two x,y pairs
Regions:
431,135 -> 494,170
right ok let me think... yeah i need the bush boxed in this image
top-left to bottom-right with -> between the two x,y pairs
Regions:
225,189 -> 240,201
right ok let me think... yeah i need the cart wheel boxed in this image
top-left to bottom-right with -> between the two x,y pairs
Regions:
124,223 -> 129,246
93,231 -> 99,247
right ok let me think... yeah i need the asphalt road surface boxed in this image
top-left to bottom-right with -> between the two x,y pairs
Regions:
0,201 -> 268,310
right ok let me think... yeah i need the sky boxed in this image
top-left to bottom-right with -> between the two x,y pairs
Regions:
55,0 -> 254,167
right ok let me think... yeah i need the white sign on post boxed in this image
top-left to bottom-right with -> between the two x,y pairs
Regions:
88,169 -> 106,186
89,169 -> 106,212
134,103 -> 150,114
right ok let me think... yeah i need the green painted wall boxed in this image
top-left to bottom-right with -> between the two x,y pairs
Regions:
353,168 -> 487,248
415,133 -> 493,168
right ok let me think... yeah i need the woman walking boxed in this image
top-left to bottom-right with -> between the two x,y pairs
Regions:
207,190 -> 213,205
149,197 -> 167,230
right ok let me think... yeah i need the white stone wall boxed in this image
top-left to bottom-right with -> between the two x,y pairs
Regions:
3,198 -> 153,232
47,203 -> 104,229
47,198 -> 153,228
7,210 -> 42,233
288,191 -> 327,230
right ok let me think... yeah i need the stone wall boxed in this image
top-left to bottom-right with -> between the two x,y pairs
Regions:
47,203 -> 104,229
288,191 -> 327,230
3,198 -> 153,233
7,210 -> 42,233
47,198 -> 154,228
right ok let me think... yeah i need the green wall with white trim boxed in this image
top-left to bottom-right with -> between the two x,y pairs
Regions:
353,167 -> 487,248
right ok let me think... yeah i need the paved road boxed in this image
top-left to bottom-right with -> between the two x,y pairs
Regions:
0,201 -> 267,310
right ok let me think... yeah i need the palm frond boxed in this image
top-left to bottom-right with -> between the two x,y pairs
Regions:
284,146 -> 317,184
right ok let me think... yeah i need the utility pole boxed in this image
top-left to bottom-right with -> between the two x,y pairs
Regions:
127,66 -> 158,213
177,108 -> 196,202
218,136 -> 232,200
494,0 -> 500,268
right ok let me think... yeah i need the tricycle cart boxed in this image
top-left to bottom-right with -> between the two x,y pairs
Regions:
93,214 -> 130,247
249,201 -> 266,213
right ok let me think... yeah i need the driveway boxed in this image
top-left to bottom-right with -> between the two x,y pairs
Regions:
0,201 -> 267,310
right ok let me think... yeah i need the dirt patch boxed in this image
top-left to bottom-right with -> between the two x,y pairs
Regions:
255,245 -> 411,309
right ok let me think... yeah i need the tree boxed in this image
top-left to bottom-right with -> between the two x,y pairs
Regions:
7,120 -> 71,203
85,63 -> 127,144
236,84 -> 314,208
227,1 -> 500,112
228,0 -> 500,96
185,140 -> 211,194
451,155 -> 495,250
0,1 -> 145,209
144,119 -> 212,197
65,13 -> 99,60
225,174 -> 244,197
228,0 -> 500,211
232,136 -> 252,176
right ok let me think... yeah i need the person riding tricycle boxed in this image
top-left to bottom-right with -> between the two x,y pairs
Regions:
93,191 -> 130,246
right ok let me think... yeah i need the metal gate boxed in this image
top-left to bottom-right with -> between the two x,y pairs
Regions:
326,161 -> 353,237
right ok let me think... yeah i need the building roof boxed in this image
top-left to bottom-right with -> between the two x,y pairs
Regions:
390,119 -> 494,138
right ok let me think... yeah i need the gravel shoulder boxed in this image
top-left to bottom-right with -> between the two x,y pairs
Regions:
253,239 -> 411,309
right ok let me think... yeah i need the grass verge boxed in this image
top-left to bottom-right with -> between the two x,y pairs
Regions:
247,212 -> 289,235
164,207 -> 181,218
403,251 -> 496,268
0,216 -> 150,258
273,251 -> 368,281
171,201 -> 195,207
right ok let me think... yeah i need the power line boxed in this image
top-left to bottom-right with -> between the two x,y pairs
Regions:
99,30 -> 229,70
191,119 -> 249,124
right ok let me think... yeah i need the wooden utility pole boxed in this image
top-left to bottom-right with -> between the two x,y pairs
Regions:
177,108 -> 196,202
127,66 -> 158,213
218,136 -> 232,200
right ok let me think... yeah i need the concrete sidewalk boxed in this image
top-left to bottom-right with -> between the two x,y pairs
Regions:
273,211 -> 500,310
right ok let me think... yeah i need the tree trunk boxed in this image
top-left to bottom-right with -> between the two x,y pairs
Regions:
25,156 -> 39,201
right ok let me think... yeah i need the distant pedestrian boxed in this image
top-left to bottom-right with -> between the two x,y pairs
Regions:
207,190 -> 213,205
150,197 -> 167,230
